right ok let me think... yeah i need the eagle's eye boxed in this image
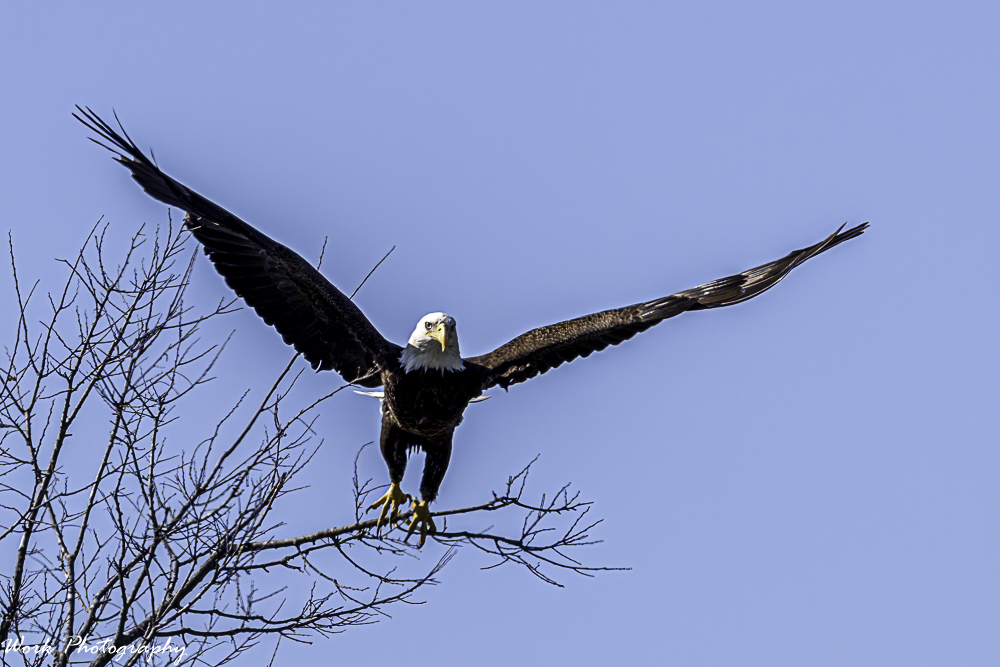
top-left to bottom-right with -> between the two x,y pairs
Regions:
425,322 -> 433,330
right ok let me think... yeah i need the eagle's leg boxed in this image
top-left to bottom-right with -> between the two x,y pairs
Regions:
369,482 -> 410,531
406,500 -> 437,549
405,431 -> 452,548
369,421 -> 410,533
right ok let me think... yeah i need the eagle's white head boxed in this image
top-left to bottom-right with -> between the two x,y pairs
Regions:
400,312 -> 464,373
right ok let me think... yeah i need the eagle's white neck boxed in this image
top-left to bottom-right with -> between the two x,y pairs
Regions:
400,345 -> 465,373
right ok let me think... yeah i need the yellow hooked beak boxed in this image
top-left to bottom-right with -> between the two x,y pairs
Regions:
429,322 -> 447,352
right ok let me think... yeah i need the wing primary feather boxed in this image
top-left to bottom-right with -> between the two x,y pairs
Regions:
469,223 -> 867,390
76,107 -> 402,387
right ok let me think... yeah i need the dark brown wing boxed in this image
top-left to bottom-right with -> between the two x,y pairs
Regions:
468,222 -> 867,390
75,107 -> 401,387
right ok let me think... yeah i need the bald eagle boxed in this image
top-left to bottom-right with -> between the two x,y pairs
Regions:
76,108 -> 867,547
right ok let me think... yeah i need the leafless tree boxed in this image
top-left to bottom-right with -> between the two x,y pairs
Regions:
0,220 -> 616,666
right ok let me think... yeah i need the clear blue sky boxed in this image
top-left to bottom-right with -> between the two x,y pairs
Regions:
1,2 -> 997,665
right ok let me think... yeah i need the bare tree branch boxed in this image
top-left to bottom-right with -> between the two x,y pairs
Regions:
0,220 -> 617,666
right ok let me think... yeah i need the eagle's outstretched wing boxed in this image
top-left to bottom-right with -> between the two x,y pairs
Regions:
75,107 -> 401,387
468,223 -> 867,390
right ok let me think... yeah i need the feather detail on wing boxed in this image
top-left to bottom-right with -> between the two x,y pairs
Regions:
468,222 -> 868,390
75,107 -> 401,387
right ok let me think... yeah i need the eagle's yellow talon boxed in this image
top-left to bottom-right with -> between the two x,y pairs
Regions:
368,482 -> 410,533
405,500 -> 436,548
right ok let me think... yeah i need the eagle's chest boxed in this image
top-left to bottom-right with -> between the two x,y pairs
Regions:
383,369 -> 475,435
